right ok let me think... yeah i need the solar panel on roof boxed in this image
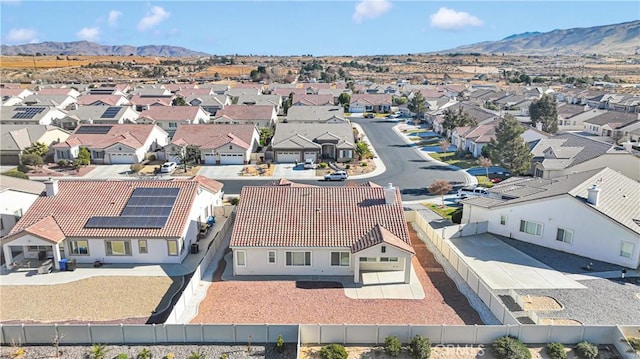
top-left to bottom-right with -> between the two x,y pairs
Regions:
101,107 -> 121,119
11,107 -> 46,119
74,125 -> 113,135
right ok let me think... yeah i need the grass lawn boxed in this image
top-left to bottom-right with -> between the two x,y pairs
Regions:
476,176 -> 494,188
426,203 -> 458,220
405,129 -> 427,134
428,152 -> 479,169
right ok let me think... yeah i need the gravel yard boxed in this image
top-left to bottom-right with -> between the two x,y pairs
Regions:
0,276 -> 174,323
192,226 -> 483,325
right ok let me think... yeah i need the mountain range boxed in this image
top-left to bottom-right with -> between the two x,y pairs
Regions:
0,41 -> 210,57
445,20 -> 639,56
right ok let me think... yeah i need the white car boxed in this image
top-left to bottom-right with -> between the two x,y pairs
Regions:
160,162 -> 177,173
324,170 -> 348,181
303,158 -> 317,169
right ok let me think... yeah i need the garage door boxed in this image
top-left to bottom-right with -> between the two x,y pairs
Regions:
203,153 -> 216,165
109,153 -> 135,164
303,152 -> 317,162
219,153 -> 244,165
276,152 -> 300,163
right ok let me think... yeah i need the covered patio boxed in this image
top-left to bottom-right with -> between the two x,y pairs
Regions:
2,233 -> 64,271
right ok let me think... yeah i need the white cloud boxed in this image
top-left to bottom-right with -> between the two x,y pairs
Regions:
429,7 -> 483,30
352,0 -> 392,24
137,6 -> 170,31
6,28 -> 38,43
108,10 -> 122,27
76,27 -> 101,42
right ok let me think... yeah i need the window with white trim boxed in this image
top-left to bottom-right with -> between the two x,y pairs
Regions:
28,245 -> 49,252
285,251 -> 311,266
138,240 -> 148,254
519,220 -> 543,236
105,240 -> 131,256
380,257 -> 399,262
236,250 -> 246,266
381,246 -> 386,253
620,241 -> 634,259
70,240 -> 89,255
330,252 -> 350,267
556,228 -> 573,244
500,214 -> 507,226
167,240 -> 178,256
268,251 -> 276,264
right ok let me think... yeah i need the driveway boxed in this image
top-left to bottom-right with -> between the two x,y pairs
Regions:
81,165 -> 139,179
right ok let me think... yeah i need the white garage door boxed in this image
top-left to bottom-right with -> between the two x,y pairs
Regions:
304,152 -> 317,162
277,151 -> 300,163
203,153 -> 216,165
109,153 -> 135,164
219,153 -> 245,165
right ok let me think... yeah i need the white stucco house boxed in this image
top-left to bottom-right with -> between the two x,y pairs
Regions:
2,177 -> 224,270
460,167 -> 640,269
0,106 -> 66,126
230,183 -> 415,283
137,106 -> 210,137
0,176 -> 45,238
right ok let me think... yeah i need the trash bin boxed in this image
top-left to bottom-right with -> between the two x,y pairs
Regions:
67,258 -> 76,271
190,243 -> 199,254
59,258 -> 68,271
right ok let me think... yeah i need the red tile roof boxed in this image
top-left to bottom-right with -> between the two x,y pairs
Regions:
139,106 -> 205,121
170,124 -> 255,150
350,94 -> 392,105
37,88 -> 76,96
351,224 -> 415,254
267,179 -> 317,187
5,180 -> 202,242
189,176 -> 224,193
129,95 -> 172,106
213,105 -> 274,121
231,186 -> 410,249
53,124 -> 160,150
77,95 -> 126,106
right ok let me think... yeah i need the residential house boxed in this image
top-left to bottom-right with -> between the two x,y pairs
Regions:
22,94 -> 77,110
225,87 -> 262,97
272,88 -> 307,99
185,95 -> 231,117
556,104 -> 604,131
2,178 -> 224,270
0,125 -> 70,165
234,94 -> 282,112
53,124 -> 169,164
431,103 -> 499,136
0,176 -> 45,238
212,105 -> 276,128
460,168 -> 640,268
197,84 -> 230,95
230,183 -> 415,283
1,88 -> 34,106
606,94 -> 640,113
292,94 -> 335,106
88,86 -> 128,96
131,87 -> 173,97
271,123 -> 355,163
56,106 -> 140,130
529,132 -> 640,181
164,124 -> 259,165
317,89 -> 352,105
285,106 -> 347,124
618,121 -> 640,143
349,94 -> 392,113
0,106 -> 66,126
165,83 -> 199,94
137,106 -> 210,137
582,111 -> 638,138
36,87 -> 81,98
76,95 -> 130,107
129,95 -> 173,112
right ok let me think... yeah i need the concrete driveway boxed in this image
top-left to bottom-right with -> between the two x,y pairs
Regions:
449,234 -> 586,290
81,165 -> 138,179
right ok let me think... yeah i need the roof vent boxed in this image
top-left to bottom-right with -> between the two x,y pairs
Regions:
44,177 -> 59,197
384,183 -> 396,205
587,184 -> 600,206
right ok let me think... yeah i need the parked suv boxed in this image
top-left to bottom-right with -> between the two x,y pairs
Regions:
456,186 -> 489,200
324,170 -> 348,181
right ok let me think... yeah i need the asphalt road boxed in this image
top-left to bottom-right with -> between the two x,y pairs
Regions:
219,119 -> 469,201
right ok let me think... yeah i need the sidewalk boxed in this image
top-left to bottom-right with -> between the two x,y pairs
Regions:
392,123 -> 477,187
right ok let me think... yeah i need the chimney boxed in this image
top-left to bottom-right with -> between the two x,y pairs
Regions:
587,184 -> 600,206
44,178 -> 59,197
384,183 -> 396,205
535,122 -> 543,131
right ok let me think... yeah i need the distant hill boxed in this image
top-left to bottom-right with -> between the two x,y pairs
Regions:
443,20 -> 640,55
0,41 -> 210,57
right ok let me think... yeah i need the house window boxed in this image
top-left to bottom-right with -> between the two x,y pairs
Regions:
70,240 -> 89,255
105,240 -> 131,256
330,252 -> 350,266
500,215 -> 508,226
381,246 -> 386,253
236,250 -> 246,266
380,257 -> 399,262
138,240 -> 148,254
168,122 -> 178,128
359,257 -> 377,262
285,251 -> 311,266
519,220 -> 543,236
268,251 -> 276,264
167,240 -> 178,256
556,228 -> 573,244
28,245 -> 49,252
14,209 -> 23,220
620,241 -> 634,259
92,151 -> 105,159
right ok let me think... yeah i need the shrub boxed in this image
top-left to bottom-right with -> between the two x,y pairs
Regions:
345,164 -> 351,170
491,336 -> 531,359
86,343 -> 109,359
137,347 -> 152,359
319,162 -> 328,168
361,161 -> 368,167
384,336 -> 402,357
187,351 -> 206,359
115,354 -> 130,359
57,159 -> 69,167
319,344 -> 348,359
21,153 -> 43,167
276,334 -> 285,353
545,342 -> 567,359
229,197 -> 240,205
575,341 -> 598,359
2,169 -> 29,179
628,337 -> 640,351
130,163 -> 144,173
409,335 -> 431,359
148,154 -> 156,161
451,208 -> 463,224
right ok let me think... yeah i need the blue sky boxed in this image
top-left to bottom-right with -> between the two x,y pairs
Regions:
1,1 -> 638,56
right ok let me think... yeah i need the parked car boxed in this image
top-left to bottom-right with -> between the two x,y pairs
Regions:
456,186 -> 489,202
160,162 -> 177,173
324,170 -> 348,181
364,113 -> 375,119
303,158 -> 317,169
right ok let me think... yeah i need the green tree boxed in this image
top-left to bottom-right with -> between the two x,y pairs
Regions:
355,141 -> 371,160
283,92 -> 294,115
172,96 -> 187,106
407,92 -> 427,121
442,106 -> 476,134
23,142 -> 49,157
76,147 -> 91,167
337,92 -> 351,110
259,127 -> 274,146
393,96 -> 408,105
529,94 -> 558,134
485,114 -> 532,175
21,153 -> 44,168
